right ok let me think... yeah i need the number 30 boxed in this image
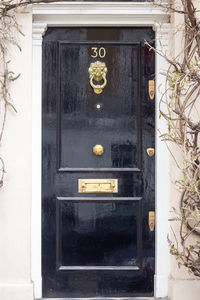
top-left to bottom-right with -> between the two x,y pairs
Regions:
91,47 -> 106,58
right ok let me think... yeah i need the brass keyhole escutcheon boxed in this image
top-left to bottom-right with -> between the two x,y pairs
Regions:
149,211 -> 155,231
148,80 -> 155,100
146,148 -> 155,157
88,61 -> 107,94
93,144 -> 104,156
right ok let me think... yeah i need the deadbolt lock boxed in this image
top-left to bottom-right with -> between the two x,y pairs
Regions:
146,148 -> 155,157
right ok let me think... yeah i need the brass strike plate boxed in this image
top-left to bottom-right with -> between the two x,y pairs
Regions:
78,179 -> 118,193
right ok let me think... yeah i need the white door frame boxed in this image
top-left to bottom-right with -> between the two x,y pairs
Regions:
32,2 -> 170,299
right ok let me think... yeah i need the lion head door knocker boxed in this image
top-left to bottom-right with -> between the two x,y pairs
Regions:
88,61 -> 108,94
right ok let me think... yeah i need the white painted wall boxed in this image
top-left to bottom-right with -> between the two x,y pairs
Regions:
0,9 -> 34,300
168,1 -> 200,299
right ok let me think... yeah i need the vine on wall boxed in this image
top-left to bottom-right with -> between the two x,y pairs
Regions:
0,3 -> 20,186
146,0 -> 200,276
0,0 -> 65,187
0,0 -> 200,277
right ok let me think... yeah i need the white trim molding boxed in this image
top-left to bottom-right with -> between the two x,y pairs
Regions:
32,2 -> 170,299
33,2 -> 169,26
154,22 -> 170,299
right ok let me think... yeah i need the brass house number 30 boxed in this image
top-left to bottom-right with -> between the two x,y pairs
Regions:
91,47 -> 106,58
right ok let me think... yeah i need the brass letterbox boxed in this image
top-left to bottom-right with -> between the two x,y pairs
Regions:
78,179 -> 118,193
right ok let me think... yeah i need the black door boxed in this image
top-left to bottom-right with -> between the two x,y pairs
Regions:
42,27 -> 155,299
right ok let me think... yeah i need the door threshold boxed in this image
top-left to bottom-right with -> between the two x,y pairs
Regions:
38,298 -> 168,300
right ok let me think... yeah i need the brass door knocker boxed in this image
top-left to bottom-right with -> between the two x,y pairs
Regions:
88,61 -> 107,94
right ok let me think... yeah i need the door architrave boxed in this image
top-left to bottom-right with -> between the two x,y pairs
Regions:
32,3 -> 170,299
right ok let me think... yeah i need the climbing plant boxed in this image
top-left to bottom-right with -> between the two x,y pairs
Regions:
0,0 -> 66,187
0,0 -> 200,277
145,0 -> 200,277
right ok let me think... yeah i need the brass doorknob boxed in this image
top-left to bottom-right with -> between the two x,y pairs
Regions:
146,148 -> 155,157
93,144 -> 104,156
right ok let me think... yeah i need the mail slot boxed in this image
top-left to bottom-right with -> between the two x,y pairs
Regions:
78,179 -> 118,193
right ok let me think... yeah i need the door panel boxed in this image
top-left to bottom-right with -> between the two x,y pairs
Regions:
58,42 -> 140,170
58,199 -> 141,268
42,27 -> 155,298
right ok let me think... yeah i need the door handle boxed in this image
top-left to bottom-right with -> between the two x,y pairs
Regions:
93,144 -> 104,156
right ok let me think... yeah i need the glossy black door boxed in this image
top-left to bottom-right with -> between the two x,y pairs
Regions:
42,27 -> 155,298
